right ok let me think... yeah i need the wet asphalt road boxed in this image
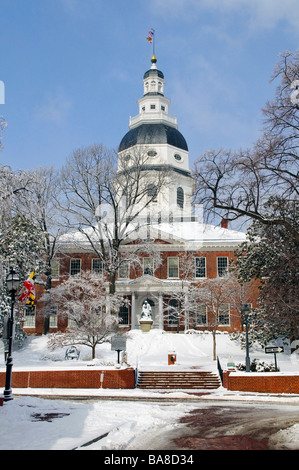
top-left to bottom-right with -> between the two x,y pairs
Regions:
127,401 -> 299,451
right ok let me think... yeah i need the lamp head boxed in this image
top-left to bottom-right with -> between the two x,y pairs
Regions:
6,268 -> 21,293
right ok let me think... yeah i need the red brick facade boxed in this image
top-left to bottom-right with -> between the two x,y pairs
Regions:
0,368 -> 135,389
223,370 -> 299,394
24,245 -> 259,335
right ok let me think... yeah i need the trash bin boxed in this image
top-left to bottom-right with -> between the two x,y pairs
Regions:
168,352 -> 176,365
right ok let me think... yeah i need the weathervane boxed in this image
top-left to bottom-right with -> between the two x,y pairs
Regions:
146,28 -> 155,56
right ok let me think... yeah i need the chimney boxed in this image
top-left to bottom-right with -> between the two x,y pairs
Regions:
221,218 -> 228,229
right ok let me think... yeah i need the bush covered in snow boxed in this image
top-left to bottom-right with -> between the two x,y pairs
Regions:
236,358 -> 278,372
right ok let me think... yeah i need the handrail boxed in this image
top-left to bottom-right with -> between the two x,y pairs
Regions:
217,356 -> 223,385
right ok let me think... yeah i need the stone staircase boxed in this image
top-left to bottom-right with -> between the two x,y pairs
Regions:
136,370 -> 221,390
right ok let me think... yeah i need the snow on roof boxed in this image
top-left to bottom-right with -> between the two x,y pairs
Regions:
150,221 -> 246,243
58,220 -> 246,251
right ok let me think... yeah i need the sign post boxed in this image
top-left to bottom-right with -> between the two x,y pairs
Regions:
111,335 -> 127,364
265,346 -> 284,371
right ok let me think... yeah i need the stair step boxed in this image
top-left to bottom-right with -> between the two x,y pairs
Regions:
137,370 -> 221,390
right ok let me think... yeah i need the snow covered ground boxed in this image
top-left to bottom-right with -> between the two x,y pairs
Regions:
0,330 -> 299,450
2,328 -> 299,372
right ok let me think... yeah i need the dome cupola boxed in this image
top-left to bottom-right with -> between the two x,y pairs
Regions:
118,55 -> 194,221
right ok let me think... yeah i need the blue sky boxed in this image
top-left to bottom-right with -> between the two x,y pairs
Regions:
0,0 -> 298,171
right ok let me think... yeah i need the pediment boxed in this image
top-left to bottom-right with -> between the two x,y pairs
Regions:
117,274 -> 182,288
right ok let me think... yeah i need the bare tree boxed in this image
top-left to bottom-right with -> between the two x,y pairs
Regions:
15,167 -> 65,333
0,166 -> 34,228
193,50 -> 299,243
162,252 -> 198,332
0,116 -> 7,151
195,274 -> 254,360
58,144 -> 169,295
45,271 -> 122,359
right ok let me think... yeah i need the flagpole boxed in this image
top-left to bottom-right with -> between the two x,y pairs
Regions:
152,29 -> 155,56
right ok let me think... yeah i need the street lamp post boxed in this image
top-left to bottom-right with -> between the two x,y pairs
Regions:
3,268 -> 21,402
242,303 -> 251,373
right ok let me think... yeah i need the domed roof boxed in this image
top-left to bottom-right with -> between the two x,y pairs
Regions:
143,55 -> 164,80
118,123 -> 188,152
143,68 -> 164,80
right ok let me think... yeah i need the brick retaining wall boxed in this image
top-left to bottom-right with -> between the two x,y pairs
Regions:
223,370 -> 299,394
0,368 -> 135,390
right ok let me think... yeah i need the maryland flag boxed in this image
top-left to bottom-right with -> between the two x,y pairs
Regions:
18,271 -> 36,310
146,28 -> 154,43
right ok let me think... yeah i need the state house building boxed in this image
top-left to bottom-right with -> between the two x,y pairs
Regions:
29,56 -> 252,335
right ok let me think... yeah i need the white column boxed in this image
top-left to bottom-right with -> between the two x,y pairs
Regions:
158,293 -> 163,330
131,292 -> 136,329
184,292 -> 189,331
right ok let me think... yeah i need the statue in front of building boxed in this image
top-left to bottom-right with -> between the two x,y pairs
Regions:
139,300 -> 153,332
141,300 -> 152,319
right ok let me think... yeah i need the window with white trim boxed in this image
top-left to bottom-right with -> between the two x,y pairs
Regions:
195,257 -> 206,278
143,257 -> 154,276
118,261 -> 130,279
70,258 -> 81,276
217,257 -> 228,277
49,305 -> 58,328
218,303 -> 230,325
168,257 -> 179,278
51,259 -> 60,279
196,304 -> 207,325
24,306 -> 36,328
92,258 -> 103,276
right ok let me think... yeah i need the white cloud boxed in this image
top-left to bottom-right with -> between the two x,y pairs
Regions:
34,93 -> 72,125
151,0 -> 299,34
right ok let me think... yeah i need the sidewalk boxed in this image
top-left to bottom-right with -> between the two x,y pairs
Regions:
11,386 -> 299,404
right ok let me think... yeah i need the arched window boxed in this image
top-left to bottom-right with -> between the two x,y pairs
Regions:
177,187 -> 184,209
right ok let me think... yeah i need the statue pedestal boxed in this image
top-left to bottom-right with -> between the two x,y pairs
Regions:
139,318 -> 153,332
